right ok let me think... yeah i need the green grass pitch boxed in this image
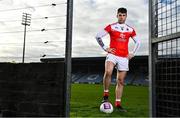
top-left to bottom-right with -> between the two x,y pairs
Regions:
70,84 -> 149,117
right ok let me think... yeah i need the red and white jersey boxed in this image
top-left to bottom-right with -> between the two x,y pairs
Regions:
104,22 -> 136,57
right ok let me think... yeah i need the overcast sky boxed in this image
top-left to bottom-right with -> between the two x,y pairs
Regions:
0,0 -> 148,63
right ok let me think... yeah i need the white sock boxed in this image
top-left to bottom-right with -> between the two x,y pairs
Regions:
104,90 -> 109,92
116,99 -> 121,102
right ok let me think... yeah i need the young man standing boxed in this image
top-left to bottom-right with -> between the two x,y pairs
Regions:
95,8 -> 140,112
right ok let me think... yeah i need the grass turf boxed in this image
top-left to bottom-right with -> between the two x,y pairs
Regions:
70,83 -> 149,117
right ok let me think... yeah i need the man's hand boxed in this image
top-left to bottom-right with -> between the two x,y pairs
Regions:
128,53 -> 134,60
105,48 -> 116,54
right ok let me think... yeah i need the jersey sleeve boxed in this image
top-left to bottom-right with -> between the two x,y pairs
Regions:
104,24 -> 111,33
131,29 -> 136,38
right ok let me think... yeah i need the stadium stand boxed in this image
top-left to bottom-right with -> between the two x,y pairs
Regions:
132,73 -> 149,86
73,73 -> 103,84
41,56 -> 148,86
72,72 -> 86,83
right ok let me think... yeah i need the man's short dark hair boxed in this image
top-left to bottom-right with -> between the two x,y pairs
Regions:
117,7 -> 127,14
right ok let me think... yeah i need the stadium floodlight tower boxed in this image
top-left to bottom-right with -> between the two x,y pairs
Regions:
21,13 -> 31,63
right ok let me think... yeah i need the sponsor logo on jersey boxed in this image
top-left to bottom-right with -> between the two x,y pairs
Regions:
120,27 -> 124,31
115,26 -> 119,29
117,33 -> 126,42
